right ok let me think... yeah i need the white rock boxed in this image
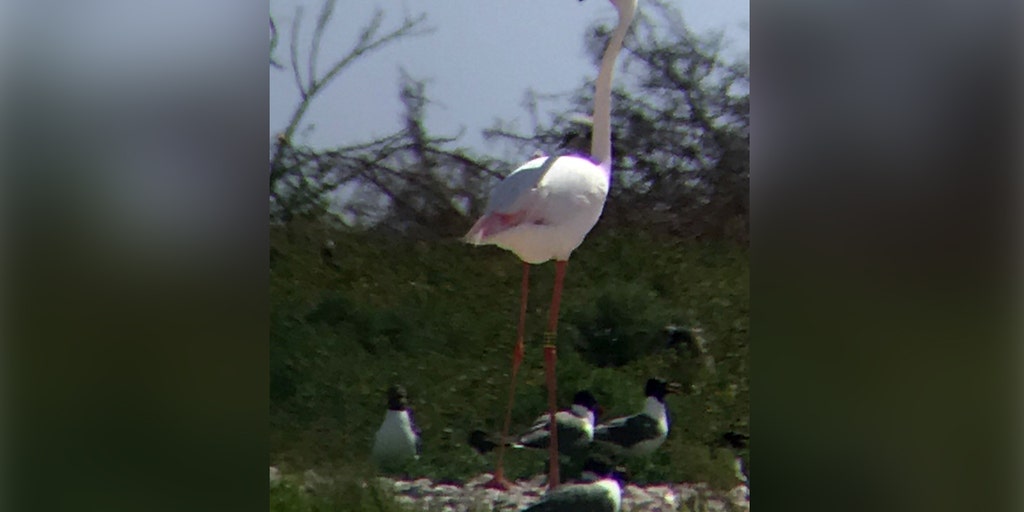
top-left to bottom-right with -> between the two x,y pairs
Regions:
434,484 -> 460,495
523,474 -> 547,489
465,473 -> 494,488
341,473 -> 751,512
392,480 -> 414,493
729,484 -> 750,504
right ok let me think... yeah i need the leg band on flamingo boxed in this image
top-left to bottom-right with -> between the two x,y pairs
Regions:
543,261 -> 567,489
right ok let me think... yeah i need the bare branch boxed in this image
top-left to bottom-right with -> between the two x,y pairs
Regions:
308,0 -> 336,92
271,4 -> 431,191
270,17 -> 284,69
289,6 -> 307,99
314,11 -> 431,97
336,131 -> 407,153
482,127 -> 533,144
423,147 -> 505,179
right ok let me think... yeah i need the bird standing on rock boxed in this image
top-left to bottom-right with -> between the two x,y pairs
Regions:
470,390 -> 602,461
715,430 -> 750,485
593,378 -> 682,458
519,456 -> 625,512
372,385 -> 421,470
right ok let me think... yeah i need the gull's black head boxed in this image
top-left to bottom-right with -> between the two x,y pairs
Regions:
644,377 -> 683,402
468,429 -> 498,454
610,465 -> 630,485
664,324 -> 696,350
572,390 -> 601,415
720,431 -> 750,450
581,455 -> 614,478
386,385 -> 409,411
581,455 -> 629,484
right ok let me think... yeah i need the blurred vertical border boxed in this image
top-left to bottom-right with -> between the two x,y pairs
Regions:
752,0 -> 1023,511
1,1 -> 269,511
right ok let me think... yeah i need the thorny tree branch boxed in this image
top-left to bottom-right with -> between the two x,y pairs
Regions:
271,2 -> 431,190
270,17 -> 283,69
308,0 -> 336,92
289,7 -> 306,98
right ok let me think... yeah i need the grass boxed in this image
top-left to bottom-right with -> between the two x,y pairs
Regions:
270,223 -> 749,501
270,471 -> 413,512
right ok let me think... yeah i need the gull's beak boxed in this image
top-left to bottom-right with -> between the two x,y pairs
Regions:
667,382 -> 684,395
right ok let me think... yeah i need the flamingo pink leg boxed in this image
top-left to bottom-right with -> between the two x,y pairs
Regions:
485,262 -> 530,490
544,260 -> 568,489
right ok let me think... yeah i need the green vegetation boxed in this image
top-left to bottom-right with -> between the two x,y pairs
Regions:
270,224 -> 749,494
270,469 -> 419,512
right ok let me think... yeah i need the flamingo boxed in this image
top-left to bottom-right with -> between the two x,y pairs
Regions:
464,0 -> 638,490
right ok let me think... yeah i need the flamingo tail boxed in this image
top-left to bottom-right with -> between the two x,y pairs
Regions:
463,211 -> 525,245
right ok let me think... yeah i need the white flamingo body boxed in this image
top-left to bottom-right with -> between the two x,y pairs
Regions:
465,155 -> 609,264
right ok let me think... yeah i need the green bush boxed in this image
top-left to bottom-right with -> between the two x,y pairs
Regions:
270,471 -> 413,512
566,279 -> 678,367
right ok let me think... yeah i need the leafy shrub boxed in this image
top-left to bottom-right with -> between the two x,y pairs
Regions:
566,279 -> 679,367
305,292 -> 415,354
270,470 -> 414,512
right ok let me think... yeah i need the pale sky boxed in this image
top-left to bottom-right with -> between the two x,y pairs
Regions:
269,0 -> 749,153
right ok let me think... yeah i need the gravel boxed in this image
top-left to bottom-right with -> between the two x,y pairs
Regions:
281,466 -> 750,511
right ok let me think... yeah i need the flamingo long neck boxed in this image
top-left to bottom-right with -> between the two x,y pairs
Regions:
591,2 -> 636,172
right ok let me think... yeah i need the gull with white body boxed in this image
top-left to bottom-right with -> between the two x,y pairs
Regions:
371,385 -> 421,470
593,378 -> 682,458
520,456 -> 625,512
469,390 -> 602,460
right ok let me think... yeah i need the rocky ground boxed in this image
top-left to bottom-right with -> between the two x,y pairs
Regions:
274,467 -> 750,512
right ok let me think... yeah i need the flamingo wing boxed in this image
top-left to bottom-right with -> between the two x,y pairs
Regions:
483,157 -> 552,213
464,157 -> 555,243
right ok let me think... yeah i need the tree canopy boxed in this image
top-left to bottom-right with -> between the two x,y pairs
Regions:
270,0 -> 749,244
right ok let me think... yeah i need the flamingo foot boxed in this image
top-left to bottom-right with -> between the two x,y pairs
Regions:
482,472 -> 515,490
